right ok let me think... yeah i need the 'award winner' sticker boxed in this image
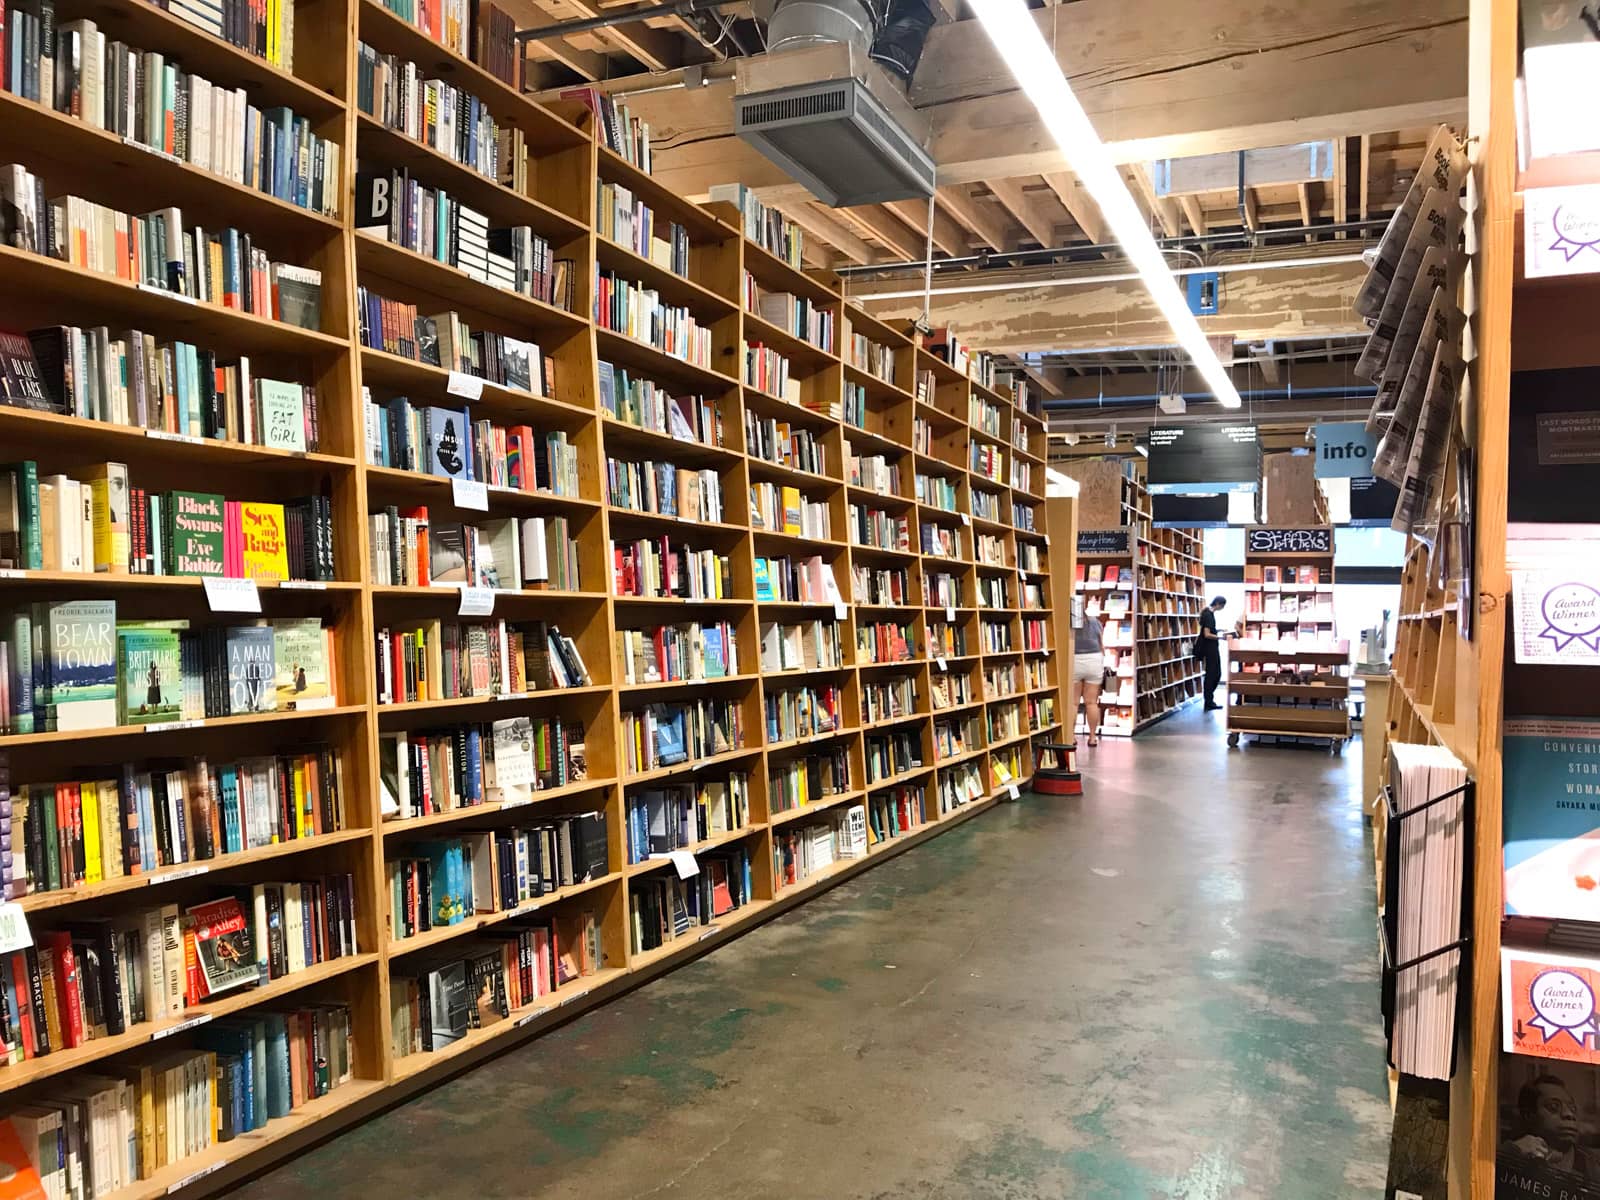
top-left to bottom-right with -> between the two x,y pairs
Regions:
1513,570 -> 1600,665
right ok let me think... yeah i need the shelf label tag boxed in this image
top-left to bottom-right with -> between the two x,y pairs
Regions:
157,865 -> 211,885
123,135 -> 181,164
559,990 -> 589,1008
451,478 -> 489,511
446,371 -> 484,401
147,719 -> 204,733
1006,783 -> 1021,800
945,605 -> 957,624
935,656 -> 948,671
515,1006 -> 551,1028
668,849 -> 700,880
0,903 -> 32,955
698,925 -> 721,942
458,586 -> 495,616
833,600 -> 849,621
146,429 -> 206,445
168,1161 -> 227,1194
0,569 -> 21,580
960,512 -> 971,526
203,576 -> 262,614
152,1014 -> 213,1042
279,580 -> 329,590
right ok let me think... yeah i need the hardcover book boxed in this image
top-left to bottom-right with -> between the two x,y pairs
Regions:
271,265 -> 322,332
168,491 -> 226,576
271,618 -> 332,711
239,502 -> 290,582
423,408 -> 471,480
43,600 -> 116,731
1496,1055 -> 1600,1199
116,626 -> 182,725
186,897 -> 257,998
255,380 -> 307,453
226,625 -> 276,714
429,522 -> 469,585
1505,717 -> 1600,921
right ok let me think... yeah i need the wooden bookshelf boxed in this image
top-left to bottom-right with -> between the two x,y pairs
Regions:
0,8 -> 1068,1195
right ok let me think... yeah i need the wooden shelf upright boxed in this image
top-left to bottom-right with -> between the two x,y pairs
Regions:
0,11 -> 1069,1194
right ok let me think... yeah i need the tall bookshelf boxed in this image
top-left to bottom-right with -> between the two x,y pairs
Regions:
1063,459 -> 1203,735
0,6 -> 1066,1192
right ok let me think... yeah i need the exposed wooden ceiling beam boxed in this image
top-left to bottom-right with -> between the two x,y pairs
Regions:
1334,137 -> 1348,238
518,21 -> 607,81
505,0 -> 683,70
1048,358 -> 1363,402
1298,182 -> 1315,242
1242,188 -> 1260,231
986,178 -> 1056,247
781,204 -> 879,267
603,0 -> 1467,200
936,185 -> 1016,253
1359,134 -> 1372,221
1179,195 -> 1207,237
883,199 -> 971,258
1126,165 -> 1181,238
853,247 -> 1370,354
837,205 -> 925,261
1040,172 -> 1105,244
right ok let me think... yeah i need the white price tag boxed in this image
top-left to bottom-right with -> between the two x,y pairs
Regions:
945,605 -> 957,624
168,1161 -> 227,1194
515,1007 -> 551,1028
959,513 -> 971,526
935,656 -> 948,671
0,569 -> 21,579
451,478 -> 489,511
458,586 -> 495,616
123,135 -> 181,164
499,794 -> 534,810
0,903 -> 32,955
698,925 -> 721,942
152,1014 -> 213,1041
559,990 -> 589,1008
833,601 -> 849,621
202,576 -> 262,613
279,580 -> 328,590
156,865 -> 211,885
146,429 -> 206,446
147,719 -> 204,733
1006,783 -> 1021,800
667,849 -> 700,880
446,371 -> 484,400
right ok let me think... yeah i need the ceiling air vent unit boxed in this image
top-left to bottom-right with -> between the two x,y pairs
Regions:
734,77 -> 936,207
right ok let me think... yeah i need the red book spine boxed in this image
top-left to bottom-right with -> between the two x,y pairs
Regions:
46,933 -> 85,1049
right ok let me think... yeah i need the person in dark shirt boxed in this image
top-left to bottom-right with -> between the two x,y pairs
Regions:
1198,596 -> 1233,710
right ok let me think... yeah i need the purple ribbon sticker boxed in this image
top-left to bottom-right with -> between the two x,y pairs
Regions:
1549,205 -> 1600,264
1529,967 -> 1600,1048
1539,581 -> 1600,653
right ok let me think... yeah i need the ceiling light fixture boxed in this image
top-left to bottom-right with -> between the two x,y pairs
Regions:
965,0 -> 1243,408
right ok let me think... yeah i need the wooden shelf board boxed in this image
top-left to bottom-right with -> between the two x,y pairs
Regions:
597,236 -> 737,319
381,777 -> 618,836
769,789 -> 867,828
355,234 -> 585,334
0,704 -> 365,750
627,824 -> 767,876
388,874 -> 620,958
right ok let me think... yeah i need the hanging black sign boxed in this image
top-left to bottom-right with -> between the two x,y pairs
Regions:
1247,526 -> 1333,555
1077,529 -> 1131,555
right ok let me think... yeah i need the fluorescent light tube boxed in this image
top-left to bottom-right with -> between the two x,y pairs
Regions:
966,0 -> 1244,408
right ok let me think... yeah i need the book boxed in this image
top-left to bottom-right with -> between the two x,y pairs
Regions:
116,626 -> 182,726
186,897 -> 256,997
1505,718 -> 1600,921
239,502 -> 289,581
1496,1055 -> 1600,1197
168,492 -> 226,576
226,625 -> 276,715
255,379 -> 308,452
41,600 -> 116,731
271,264 -> 322,331
271,619 -> 332,711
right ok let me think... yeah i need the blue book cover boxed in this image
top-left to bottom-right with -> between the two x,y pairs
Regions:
703,627 -> 725,679
264,1013 -> 291,1119
466,727 -> 482,801
753,559 -> 773,602
423,407 -> 472,480
42,599 -> 116,731
1504,717 -> 1600,920
653,707 -> 687,766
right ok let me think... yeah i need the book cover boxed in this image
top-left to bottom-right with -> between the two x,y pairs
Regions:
1502,946 -> 1600,1065
1496,1055 -> 1600,1198
43,600 -> 116,731
429,523 -> 468,585
168,491 -> 226,576
425,960 -> 469,1050
1505,718 -> 1600,920
186,897 -> 256,998
77,462 -> 129,574
488,717 -> 535,804
255,380 -> 307,452
116,627 -> 181,726
239,502 -> 289,582
271,265 -> 322,331
226,625 -> 276,715
423,408 -> 471,480
271,618 -> 332,711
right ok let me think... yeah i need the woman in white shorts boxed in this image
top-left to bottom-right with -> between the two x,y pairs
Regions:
1070,611 -> 1104,746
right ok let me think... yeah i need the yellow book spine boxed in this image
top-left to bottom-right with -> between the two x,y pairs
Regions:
81,781 -> 103,885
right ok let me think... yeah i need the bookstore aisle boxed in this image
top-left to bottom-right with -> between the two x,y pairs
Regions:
229,708 -> 1389,1200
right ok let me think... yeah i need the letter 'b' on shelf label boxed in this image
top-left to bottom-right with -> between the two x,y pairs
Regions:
203,576 -> 262,614
447,371 -> 484,401
458,586 -> 495,616
452,478 -> 489,511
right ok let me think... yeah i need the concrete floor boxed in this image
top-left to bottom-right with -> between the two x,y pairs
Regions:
231,707 -> 1391,1199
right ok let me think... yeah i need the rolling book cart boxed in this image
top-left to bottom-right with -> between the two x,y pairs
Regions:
0,5 -> 1067,1193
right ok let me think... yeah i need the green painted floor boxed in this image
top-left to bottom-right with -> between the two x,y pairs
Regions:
229,707 -> 1390,1198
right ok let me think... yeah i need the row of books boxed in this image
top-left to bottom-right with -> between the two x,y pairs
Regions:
843,330 -> 896,384
765,685 -> 844,743
708,184 -> 803,268
625,776 -> 749,863
852,453 -> 901,496
6,743 -> 344,897
362,300 -> 559,402
366,397 -> 579,495
970,443 -> 1006,482
356,170 -> 570,307
594,270 -> 713,368
972,489 -> 1004,523
924,570 -> 963,608
976,533 -> 1008,566
1011,461 -> 1033,493
607,458 -> 724,523
931,668 -> 973,709
612,537 -> 731,601
979,621 -> 1016,654
564,86 -> 651,172
621,699 -> 742,775
934,713 -> 982,761
367,508 -> 580,592
929,618 -> 967,657
984,664 -> 1020,701
356,44 -> 504,182
843,381 -> 868,430
615,622 -> 738,686
0,604 -> 334,735
850,504 -> 910,552
388,817 -> 608,940
969,395 -> 1003,437
1028,695 -> 1056,730
391,911 -> 599,1056
867,787 -> 926,843
858,620 -> 916,665
937,760 -> 985,813
750,482 -> 829,539
597,362 -> 720,446
596,184 -> 689,275
628,846 -> 752,954
976,577 -> 1009,609
376,0 -> 520,87
374,617 -> 590,705
753,553 -> 836,604
922,522 -> 964,559
743,340 -> 793,401
746,413 -> 827,477
768,745 -> 851,816
4,22 -> 340,214
852,563 -> 912,607
863,676 -> 917,724
916,472 -> 959,511
1244,563 -> 1330,587
378,715 -> 588,820
759,620 -> 843,674
743,276 -> 834,352
1022,617 -> 1049,651
3,1004 -> 354,1195
163,0 -> 299,69
865,729 -> 921,783
774,806 -> 865,890
1,167 -> 322,329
